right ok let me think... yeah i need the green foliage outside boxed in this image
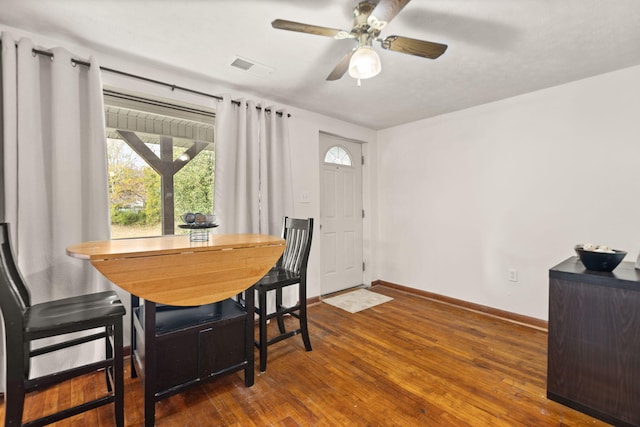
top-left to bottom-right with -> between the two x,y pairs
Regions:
111,208 -> 146,225
142,167 -> 160,225
107,137 -> 214,228
175,151 -> 214,218
108,139 -> 147,224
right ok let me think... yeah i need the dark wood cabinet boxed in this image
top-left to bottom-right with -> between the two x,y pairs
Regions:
131,292 -> 254,427
548,257 -> 640,427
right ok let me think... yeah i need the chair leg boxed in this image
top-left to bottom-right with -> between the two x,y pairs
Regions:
105,325 -> 113,392
4,333 -> 26,427
130,353 -> 137,378
130,295 -> 139,379
3,380 -> 26,427
299,281 -> 312,352
299,303 -> 313,352
258,289 -> 269,372
275,287 -> 287,334
113,320 -> 125,427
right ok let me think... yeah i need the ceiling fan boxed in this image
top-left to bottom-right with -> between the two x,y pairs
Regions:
271,0 -> 448,83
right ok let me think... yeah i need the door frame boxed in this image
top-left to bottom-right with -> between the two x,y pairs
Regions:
318,131 -> 370,296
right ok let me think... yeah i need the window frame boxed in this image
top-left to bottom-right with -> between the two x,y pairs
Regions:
104,88 -> 216,237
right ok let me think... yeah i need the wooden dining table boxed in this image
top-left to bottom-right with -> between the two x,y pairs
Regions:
67,233 -> 286,306
67,233 -> 285,426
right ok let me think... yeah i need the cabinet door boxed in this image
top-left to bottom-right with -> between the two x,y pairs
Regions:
199,319 -> 246,378
548,278 -> 640,426
156,332 -> 199,391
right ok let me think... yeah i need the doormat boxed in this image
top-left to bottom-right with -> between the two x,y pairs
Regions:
322,289 -> 393,313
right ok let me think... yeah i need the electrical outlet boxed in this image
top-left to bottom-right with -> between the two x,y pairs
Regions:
508,269 -> 518,282
300,191 -> 310,203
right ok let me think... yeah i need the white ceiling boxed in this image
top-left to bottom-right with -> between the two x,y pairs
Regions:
2,0 -> 640,129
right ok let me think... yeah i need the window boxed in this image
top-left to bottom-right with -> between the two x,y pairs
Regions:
104,88 -> 215,238
324,145 -> 353,166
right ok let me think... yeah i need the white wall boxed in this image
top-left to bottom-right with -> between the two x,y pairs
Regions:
375,64 -> 640,320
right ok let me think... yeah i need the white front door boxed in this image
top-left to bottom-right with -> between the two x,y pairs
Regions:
319,133 -> 364,295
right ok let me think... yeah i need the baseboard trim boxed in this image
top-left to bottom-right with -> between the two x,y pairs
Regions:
372,280 -> 548,332
308,295 -> 322,305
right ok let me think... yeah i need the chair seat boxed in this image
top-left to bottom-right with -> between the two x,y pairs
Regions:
256,267 -> 301,290
26,291 -> 125,339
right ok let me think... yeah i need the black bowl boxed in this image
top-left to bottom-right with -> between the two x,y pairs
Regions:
575,247 -> 627,272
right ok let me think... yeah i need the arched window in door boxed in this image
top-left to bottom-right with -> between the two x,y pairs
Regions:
324,145 -> 353,166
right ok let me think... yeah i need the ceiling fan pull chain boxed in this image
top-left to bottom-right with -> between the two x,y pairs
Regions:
357,78 -> 362,87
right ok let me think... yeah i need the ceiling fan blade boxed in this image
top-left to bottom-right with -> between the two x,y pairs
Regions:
272,19 -> 344,38
370,0 -> 411,25
326,50 -> 356,81
381,35 -> 448,59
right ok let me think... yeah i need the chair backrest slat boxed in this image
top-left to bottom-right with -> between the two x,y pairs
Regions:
280,217 -> 313,275
0,223 -> 31,319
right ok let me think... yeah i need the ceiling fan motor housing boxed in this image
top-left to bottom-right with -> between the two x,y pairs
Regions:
353,1 -> 381,37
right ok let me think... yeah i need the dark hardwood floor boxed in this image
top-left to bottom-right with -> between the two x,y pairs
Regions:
2,285 -> 609,426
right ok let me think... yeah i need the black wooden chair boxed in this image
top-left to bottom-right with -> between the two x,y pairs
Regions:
244,217 -> 314,372
0,223 -> 125,427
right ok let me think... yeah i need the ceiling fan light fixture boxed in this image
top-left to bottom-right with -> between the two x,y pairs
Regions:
348,46 -> 381,80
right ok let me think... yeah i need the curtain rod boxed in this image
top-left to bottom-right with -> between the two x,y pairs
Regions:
29,47 -> 290,118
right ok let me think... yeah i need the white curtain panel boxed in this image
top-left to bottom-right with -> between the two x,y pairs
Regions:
214,95 -> 295,309
214,95 -> 293,235
259,101 -> 294,236
0,33 -> 111,388
214,96 -> 260,233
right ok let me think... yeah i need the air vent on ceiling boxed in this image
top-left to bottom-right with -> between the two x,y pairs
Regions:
230,56 -> 274,78
231,58 -> 254,71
